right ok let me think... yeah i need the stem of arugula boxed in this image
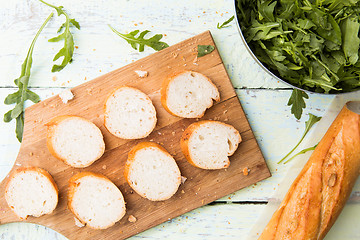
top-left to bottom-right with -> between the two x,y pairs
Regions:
277,133 -> 306,164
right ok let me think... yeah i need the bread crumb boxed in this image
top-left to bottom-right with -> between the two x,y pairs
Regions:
181,176 -> 187,184
74,217 -> 85,227
29,152 -> 33,156
171,131 -> 176,136
59,89 -> 74,104
181,190 -> 185,194
134,70 -> 148,78
86,87 -> 94,95
128,215 -> 137,223
130,190 -> 134,194
201,199 -> 205,204
102,165 -> 107,170
243,167 -> 250,176
52,76 -> 57,82
172,52 -> 179,58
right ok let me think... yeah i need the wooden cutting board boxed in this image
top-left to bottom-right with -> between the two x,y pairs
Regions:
0,31 -> 270,239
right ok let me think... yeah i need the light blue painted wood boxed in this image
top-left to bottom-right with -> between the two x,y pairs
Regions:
0,0 -> 359,239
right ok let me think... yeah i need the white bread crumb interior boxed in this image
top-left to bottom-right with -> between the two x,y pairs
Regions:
126,143 -> 181,201
105,86 -> 157,139
163,71 -> 220,118
185,121 -> 241,169
47,116 -> 105,168
68,173 -> 126,229
5,168 -> 58,219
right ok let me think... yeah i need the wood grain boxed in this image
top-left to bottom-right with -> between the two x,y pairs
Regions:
0,31 -> 270,240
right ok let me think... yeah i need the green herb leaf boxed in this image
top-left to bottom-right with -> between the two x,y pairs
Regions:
278,113 -> 321,164
39,0 -> 80,72
217,15 -> 234,29
3,13 -> 53,142
197,45 -> 215,57
287,89 -> 309,120
283,144 -> 318,164
109,25 -> 168,52
341,17 -> 360,65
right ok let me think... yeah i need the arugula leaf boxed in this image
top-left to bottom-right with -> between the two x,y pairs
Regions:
341,17 -> 360,65
197,45 -> 215,57
217,15 -> 235,29
258,0 -> 276,22
287,89 -> 309,120
109,25 -> 168,52
278,113 -> 321,164
283,144 -> 318,164
3,13 -> 53,142
39,0 -> 80,72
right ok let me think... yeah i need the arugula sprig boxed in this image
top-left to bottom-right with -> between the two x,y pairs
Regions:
287,89 -> 309,120
217,15 -> 234,29
283,144 -> 318,164
4,13 -> 53,142
278,113 -> 321,164
39,0 -> 80,72
109,25 -> 169,52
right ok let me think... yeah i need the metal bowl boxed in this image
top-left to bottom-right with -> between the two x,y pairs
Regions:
232,0 -> 353,95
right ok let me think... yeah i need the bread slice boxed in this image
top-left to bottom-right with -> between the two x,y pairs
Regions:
124,142 -> 181,201
46,115 -> 105,168
5,167 -> 58,220
104,86 -> 157,139
161,71 -> 220,118
68,172 -> 126,229
181,120 -> 241,169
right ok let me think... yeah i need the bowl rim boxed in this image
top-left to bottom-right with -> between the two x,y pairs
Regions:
232,0 -> 352,96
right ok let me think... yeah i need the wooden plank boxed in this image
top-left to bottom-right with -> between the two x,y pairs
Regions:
0,31 -> 270,240
0,203 -> 359,240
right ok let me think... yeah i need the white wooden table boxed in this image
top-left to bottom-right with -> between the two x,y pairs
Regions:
0,0 -> 359,239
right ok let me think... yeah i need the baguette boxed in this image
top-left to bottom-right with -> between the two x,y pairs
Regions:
181,120 -> 241,169
68,172 -> 126,229
259,102 -> 360,240
124,142 -> 181,201
161,71 -> 220,118
46,115 -> 105,168
104,86 -> 157,139
5,167 -> 58,220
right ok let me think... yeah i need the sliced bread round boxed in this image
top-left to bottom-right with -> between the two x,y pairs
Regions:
5,167 -> 58,220
68,172 -> 126,229
161,71 -> 220,118
124,142 -> 181,201
104,86 -> 157,139
46,115 -> 105,168
181,120 -> 241,169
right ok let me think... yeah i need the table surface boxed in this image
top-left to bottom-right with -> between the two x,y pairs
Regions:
0,0 -> 359,239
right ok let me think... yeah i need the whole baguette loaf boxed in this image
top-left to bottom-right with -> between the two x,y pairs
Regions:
259,103 -> 360,240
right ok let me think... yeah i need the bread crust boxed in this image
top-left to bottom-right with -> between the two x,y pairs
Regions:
46,115 -> 105,168
259,103 -> 360,240
160,71 -> 220,118
5,166 -> 59,219
124,142 -> 181,201
104,86 -> 157,139
68,171 -> 126,229
180,120 -> 241,169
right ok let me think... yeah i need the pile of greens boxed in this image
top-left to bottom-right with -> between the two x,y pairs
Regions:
236,0 -> 360,119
